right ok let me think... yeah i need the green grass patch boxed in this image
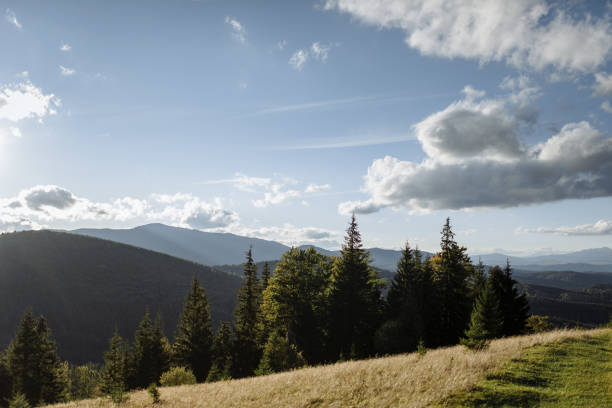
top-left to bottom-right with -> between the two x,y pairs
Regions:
442,331 -> 612,407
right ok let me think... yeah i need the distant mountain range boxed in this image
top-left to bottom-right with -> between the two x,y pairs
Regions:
70,223 -> 612,273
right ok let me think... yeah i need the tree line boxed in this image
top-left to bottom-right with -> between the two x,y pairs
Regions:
0,215 -> 529,406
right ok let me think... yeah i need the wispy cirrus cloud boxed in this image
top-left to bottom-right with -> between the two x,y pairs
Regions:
289,42 -> 339,70
60,43 -> 71,52
59,65 -> 76,76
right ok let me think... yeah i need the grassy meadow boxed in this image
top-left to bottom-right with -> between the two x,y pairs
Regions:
46,328 -> 610,408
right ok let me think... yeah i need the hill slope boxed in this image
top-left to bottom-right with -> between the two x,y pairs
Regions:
47,329 -> 609,408
0,230 -> 241,364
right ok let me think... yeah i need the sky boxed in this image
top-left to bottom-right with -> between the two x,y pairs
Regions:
1,0 -> 612,255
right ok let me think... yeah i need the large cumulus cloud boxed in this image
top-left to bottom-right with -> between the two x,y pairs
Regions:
325,0 -> 612,73
339,88 -> 612,215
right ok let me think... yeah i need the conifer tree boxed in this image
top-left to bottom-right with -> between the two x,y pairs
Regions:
231,248 -> 262,378
489,260 -> 530,336
430,218 -> 473,346
7,310 -> 68,406
469,258 -> 488,300
101,328 -> 127,395
173,275 -> 213,382
206,321 -> 233,382
383,242 -> 426,352
327,214 -> 383,359
130,310 -> 159,388
0,350 -> 11,406
260,247 -> 332,364
461,280 -> 503,349
35,317 -> 69,404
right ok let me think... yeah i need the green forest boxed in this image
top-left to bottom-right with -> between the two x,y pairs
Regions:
0,216 -> 531,407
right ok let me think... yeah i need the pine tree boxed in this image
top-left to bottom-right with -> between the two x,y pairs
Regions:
206,321 -> 233,382
430,218 -> 473,346
231,248 -> 262,378
461,280 -> 503,349
260,247 -> 332,364
172,275 -> 213,382
130,310 -> 158,388
35,317 -> 69,404
489,260 -> 530,336
101,328 -> 127,395
327,214 -> 383,359
7,309 -> 40,405
383,242 -> 426,352
469,257 -> 487,300
6,310 -> 68,406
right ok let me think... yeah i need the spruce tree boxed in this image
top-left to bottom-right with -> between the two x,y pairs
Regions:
7,310 -> 68,405
173,275 -> 213,382
206,321 -> 233,382
255,328 -> 306,376
430,218 -> 473,346
231,248 -> 262,378
101,328 -> 127,395
327,214 -> 383,359
461,280 -> 503,349
489,260 -> 530,336
130,310 -> 158,388
383,242 -> 426,352
151,313 -> 171,384
35,317 -> 69,404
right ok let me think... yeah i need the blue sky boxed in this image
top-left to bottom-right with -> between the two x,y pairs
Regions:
1,0 -> 612,255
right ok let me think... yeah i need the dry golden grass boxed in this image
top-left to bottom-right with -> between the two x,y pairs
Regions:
49,328 -> 609,408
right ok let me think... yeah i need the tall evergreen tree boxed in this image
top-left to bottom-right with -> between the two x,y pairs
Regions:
35,317 -> 69,404
101,328 -> 127,395
260,247 -> 332,364
469,257 -> 487,301
383,242 -> 427,352
429,218 -> 473,346
461,280 -> 503,349
231,248 -> 262,378
130,310 -> 163,388
488,260 -> 530,336
7,310 -> 68,406
206,321 -> 233,382
327,214 -> 383,359
172,275 -> 213,382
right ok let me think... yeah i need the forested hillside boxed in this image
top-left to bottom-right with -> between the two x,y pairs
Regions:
0,230 -> 241,364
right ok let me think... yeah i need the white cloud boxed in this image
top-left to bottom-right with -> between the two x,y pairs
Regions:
602,100 -> 612,114
236,223 -> 339,246
593,72 -> 612,96
277,40 -> 287,50
151,194 -> 239,230
339,87 -> 612,215
311,42 -> 332,62
5,9 -> 21,29
289,49 -> 309,71
289,42 -> 337,70
16,71 -> 28,78
305,183 -> 331,193
0,82 -> 59,122
59,65 -> 76,76
524,220 -> 612,236
325,0 -> 612,73
60,43 -> 71,52
225,16 -> 246,43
